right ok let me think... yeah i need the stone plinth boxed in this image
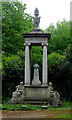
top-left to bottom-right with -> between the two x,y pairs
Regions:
24,85 -> 49,100
8,82 -> 61,106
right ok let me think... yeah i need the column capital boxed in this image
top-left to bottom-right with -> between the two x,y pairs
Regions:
24,43 -> 31,46
42,43 -> 48,46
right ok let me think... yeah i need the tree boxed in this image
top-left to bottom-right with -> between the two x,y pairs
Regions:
47,44 -> 72,100
45,19 -> 70,54
2,1 -> 34,55
60,44 -> 72,100
2,51 -> 25,101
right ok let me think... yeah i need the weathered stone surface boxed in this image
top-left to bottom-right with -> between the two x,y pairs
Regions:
8,81 -> 25,104
24,44 -> 30,85
33,8 -> 40,29
42,44 -> 48,85
8,81 -> 61,106
24,86 -> 49,100
24,37 -> 48,46
32,64 -> 41,85
32,79 -> 41,86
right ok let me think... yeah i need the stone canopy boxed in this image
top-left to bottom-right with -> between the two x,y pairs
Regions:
22,29 -> 51,46
22,28 -> 51,86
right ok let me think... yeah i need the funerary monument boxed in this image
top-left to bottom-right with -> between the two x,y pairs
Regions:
8,8 -> 61,106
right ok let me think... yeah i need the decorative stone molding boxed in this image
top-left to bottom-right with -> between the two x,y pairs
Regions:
8,81 -> 62,106
24,43 -> 31,46
42,43 -> 48,47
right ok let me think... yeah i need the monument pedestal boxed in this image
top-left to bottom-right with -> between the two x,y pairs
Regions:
24,85 -> 49,100
8,82 -> 61,106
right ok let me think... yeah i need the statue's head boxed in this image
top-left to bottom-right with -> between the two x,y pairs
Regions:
49,82 -> 52,87
20,81 -> 23,85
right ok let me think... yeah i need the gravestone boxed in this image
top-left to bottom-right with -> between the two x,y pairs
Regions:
8,8 -> 61,106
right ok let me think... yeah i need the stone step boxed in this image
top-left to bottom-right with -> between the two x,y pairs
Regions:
41,106 -> 48,109
24,100 -> 50,105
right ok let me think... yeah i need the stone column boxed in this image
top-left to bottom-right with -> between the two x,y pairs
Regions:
42,43 -> 48,86
24,43 -> 30,86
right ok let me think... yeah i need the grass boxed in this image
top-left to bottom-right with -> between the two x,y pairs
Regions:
2,102 -> 71,118
2,104 -> 43,111
55,114 -> 70,118
2,101 -> 71,111
62,101 -> 70,108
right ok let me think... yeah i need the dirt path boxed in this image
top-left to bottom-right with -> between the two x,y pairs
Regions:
0,111 -> 2,120
2,109 -> 70,118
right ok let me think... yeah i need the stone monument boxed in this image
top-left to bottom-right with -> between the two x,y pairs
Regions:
8,8 -> 61,106
32,64 -> 41,85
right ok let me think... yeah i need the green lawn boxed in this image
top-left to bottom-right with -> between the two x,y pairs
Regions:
2,103 -> 71,118
2,102 -> 71,111
55,114 -> 70,118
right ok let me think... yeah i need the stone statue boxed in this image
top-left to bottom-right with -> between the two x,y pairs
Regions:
49,82 -> 53,91
9,81 -> 25,103
48,82 -> 61,106
16,81 -> 24,92
48,82 -> 60,99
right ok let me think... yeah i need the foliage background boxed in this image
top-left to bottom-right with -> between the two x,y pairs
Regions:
2,1 -> 72,102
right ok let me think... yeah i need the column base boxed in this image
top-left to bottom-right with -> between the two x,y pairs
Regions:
24,83 -> 30,86
42,83 -> 48,86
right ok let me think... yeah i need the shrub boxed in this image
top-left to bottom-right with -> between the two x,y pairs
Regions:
2,51 -> 25,101
48,52 -> 65,74
60,44 -> 72,100
48,47 -> 72,101
48,52 -> 66,99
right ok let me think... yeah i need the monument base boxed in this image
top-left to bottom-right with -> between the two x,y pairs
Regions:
8,82 -> 62,107
24,85 -> 49,100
